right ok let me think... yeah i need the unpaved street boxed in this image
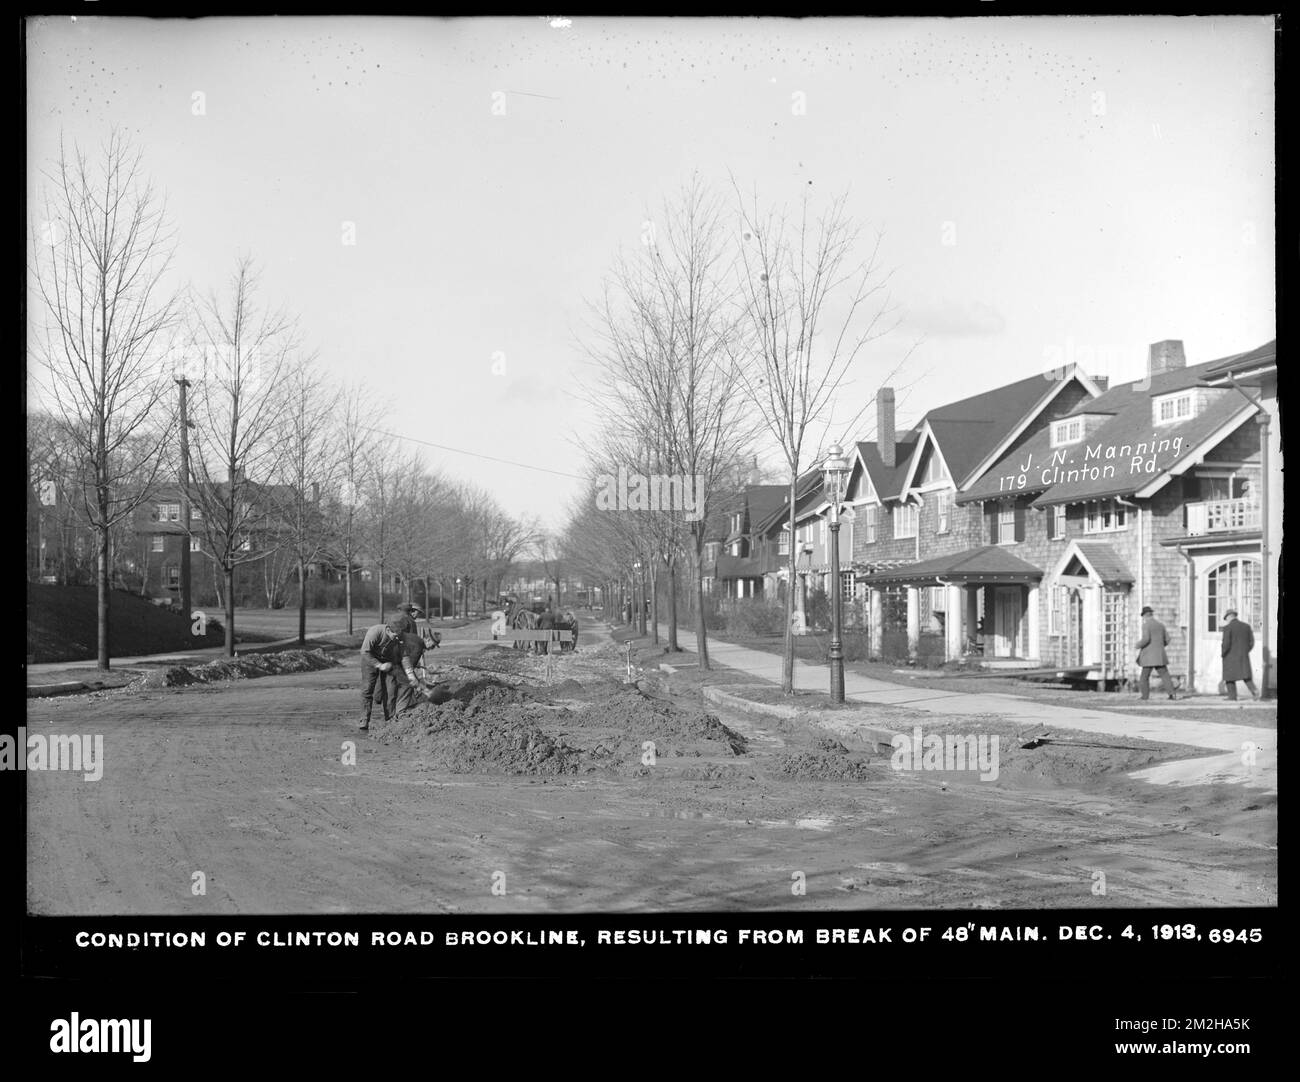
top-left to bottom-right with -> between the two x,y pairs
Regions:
26,631 -> 1276,914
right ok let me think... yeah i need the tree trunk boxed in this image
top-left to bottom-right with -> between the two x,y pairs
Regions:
692,542 -> 710,670
297,558 -> 307,645
345,556 -> 354,636
666,556 -> 680,652
377,562 -> 386,625
96,522 -> 111,670
225,563 -> 236,657
649,566 -> 660,645
782,476 -> 797,693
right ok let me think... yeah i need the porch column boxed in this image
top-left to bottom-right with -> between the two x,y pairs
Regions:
1026,584 -> 1040,662
967,586 -> 980,649
906,586 -> 921,658
945,584 -> 964,661
869,586 -> 883,657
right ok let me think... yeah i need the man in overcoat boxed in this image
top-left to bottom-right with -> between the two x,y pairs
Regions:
1220,609 -> 1259,701
1136,605 -> 1178,701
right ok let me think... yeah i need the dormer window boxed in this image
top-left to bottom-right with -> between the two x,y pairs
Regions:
1154,391 -> 1195,425
1051,419 -> 1084,447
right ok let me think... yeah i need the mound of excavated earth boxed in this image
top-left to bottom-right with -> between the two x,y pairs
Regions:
374,670 -> 747,776
141,648 -> 339,688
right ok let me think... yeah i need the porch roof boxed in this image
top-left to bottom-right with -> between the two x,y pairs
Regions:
857,545 -> 1043,585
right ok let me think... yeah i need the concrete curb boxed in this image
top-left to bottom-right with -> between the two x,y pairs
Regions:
27,681 -> 93,698
701,684 -> 903,752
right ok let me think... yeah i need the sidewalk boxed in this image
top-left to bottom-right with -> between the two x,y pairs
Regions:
635,623 -> 1276,792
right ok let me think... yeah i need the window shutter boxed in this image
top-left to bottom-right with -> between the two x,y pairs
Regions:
989,505 -> 999,545
1014,503 -> 1026,543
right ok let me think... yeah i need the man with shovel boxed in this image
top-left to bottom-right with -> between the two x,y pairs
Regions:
382,631 -> 443,720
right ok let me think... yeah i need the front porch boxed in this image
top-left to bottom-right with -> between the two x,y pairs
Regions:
859,546 -> 1044,666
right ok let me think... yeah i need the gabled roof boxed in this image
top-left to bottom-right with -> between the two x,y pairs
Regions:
855,433 -> 920,502
1030,358 -> 1259,507
753,470 -> 822,535
723,484 -> 787,541
1066,541 -> 1135,585
916,370 -> 1095,489
858,544 -> 1043,584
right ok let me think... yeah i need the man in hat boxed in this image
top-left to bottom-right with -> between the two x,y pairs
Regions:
387,601 -> 423,638
357,622 -> 399,732
382,631 -> 439,720
1220,609 -> 1259,701
1135,605 -> 1178,701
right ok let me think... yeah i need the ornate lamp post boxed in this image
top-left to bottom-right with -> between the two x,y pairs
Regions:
822,444 -> 850,703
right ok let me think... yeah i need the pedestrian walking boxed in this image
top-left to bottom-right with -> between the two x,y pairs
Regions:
358,623 -> 398,731
1135,605 -> 1178,701
1220,609 -> 1259,700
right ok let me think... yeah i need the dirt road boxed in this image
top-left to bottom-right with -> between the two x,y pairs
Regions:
25,632 -> 1275,914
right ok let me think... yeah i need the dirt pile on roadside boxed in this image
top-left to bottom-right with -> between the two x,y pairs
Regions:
774,751 -> 874,781
141,649 -> 338,688
375,671 -> 747,774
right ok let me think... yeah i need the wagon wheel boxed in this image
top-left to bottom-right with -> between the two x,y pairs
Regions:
511,608 -> 536,651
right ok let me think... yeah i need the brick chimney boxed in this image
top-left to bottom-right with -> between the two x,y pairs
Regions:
877,387 -> 896,469
1148,340 -> 1186,377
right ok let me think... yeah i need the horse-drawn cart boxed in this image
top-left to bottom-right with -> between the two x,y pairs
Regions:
493,599 -> 579,653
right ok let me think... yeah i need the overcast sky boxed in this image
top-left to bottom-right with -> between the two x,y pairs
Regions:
27,15 -> 1275,528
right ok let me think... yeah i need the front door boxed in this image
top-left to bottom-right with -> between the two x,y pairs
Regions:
994,587 -> 1022,657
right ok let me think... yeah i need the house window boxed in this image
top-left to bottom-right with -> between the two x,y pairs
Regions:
1048,586 -> 1063,636
151,535 -> 164,552
930,586 -> 946,612
1051,419 -> 1083,447
1154,391 -> 1195,425
190,537 -> 202,553
840,572 -> 854,601
998,505 -> 1016,544
1048,504 -> 1066,541
166,566 -> 180,586
778,530 -> 790,556
731,513 -> 743,534
1083,499 -> 1128,534
191,507 -> 202,521
819,520 -> 827,547
1205,558 -> 1262,633
935,491 -> 950,535
156,502 -> 180,522
893,503 -> 918,539
863,506 -> 876,544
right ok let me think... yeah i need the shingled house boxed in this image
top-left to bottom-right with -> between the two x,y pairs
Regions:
838,338 -> 1277,694
854,370 -> 1103,663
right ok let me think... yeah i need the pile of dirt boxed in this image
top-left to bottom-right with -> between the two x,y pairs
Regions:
375,671 -> 747,775
774,751 -> 874,781
558,686 -> 748,755
140,649 -> 338,688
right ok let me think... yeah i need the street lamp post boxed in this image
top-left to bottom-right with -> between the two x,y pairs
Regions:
822,444 -> 850,704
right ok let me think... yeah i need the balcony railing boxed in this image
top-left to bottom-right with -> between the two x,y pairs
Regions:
1186,498 -> 1260,536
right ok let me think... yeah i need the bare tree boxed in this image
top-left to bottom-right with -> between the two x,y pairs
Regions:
731,184 -> 902,693
581,176 -> 756,666
268,356 -> 343,644
186,255 -> 297,655
30,133 -> 180,668
331,383 -> 379,634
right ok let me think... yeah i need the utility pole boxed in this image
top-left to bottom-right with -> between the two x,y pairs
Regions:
176,375 -> 193,623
